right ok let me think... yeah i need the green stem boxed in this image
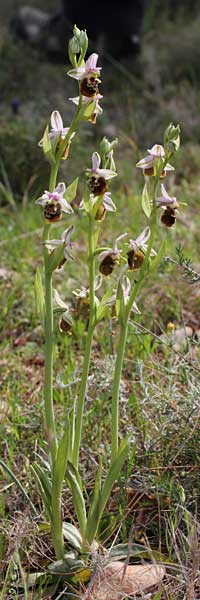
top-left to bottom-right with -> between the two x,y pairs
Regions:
51,478 -> 65,559
111,179 -> 159,462
49,162 -> 59,192
111,322 -> 128,462
44,267 -> 57,464
72,215 -> 95,469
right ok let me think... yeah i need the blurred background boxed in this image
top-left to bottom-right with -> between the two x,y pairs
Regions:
1,0 -> 200,198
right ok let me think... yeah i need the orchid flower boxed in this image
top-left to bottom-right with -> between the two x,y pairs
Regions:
69,94 -> 103,122
127,227 -> 156,270
99,233 -> 127,276
129,227 -> 156,255
80,189 -> 116,219
73,275 -> 102,299
136,144 -> 174,176
36,183 -> 73,221
87,152 -> 117,180
39,111 -> 76,147
156,184 -> 179,209
121,276 -> 141,313
44,226 -> 74,261
68,53 -> 101,80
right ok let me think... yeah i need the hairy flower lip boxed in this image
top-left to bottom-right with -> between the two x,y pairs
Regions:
68,53 -> 101,80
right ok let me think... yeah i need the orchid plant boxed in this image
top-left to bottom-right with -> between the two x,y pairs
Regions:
33,24 -> 181,586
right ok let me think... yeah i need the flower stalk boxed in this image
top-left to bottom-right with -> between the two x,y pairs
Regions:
111,179 -> 159,463
72,214 -> 96,469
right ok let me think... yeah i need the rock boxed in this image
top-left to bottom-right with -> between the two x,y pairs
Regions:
88,560 -> 165,600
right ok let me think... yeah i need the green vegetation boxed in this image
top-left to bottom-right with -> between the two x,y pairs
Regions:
0,8 -> 200,600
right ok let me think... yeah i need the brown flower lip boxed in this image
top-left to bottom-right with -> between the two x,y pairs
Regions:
161,207 -> 176,227
99,253 -> 118,276
127,249 -> 145,270
59,317 -> 72,334
80,76 -> 100,97
89,175 -> 108,196
44,202 -> 62,222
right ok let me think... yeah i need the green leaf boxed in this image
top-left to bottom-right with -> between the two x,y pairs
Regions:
34,268 -> 45,323
109,543 -> 168,563
32,463 -> 52,518
53,426 -> 69,491
0,182 -> 16,210
142,183 -> 152,219
86,438 -> 130,543
79,100 -> 96,120
42,125 -> 56,163
86,459 -> 102,535
48,555 -> 84,575
64,177 -> 79,203
62,522 -> 82,551
66,462 -> 87,537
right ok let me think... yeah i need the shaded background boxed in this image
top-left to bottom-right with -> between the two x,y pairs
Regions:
1,0 -> 200,198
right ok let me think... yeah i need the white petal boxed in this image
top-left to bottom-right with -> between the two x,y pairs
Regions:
148,144 -> 165,157
60,127 -> 70,139
160,184 -> 170,200
53,288 -> 69,309
61,225 -> 74,243
165,162 -> 175,171
131,301 -> 141,314
136,226 -> 150,247
68,66 -> 86,80
136,155 -> 154,169
44,239 -> 62,248
85,53 -> 99,71
35,197 -> 46,206
69,96 -> 80,105
55,182 -> 66,196
60,198 -> 74,213
51,110 -> 63,132
102,193 -> 116,211
96,167 -> 117,180
92,152 -> 101,171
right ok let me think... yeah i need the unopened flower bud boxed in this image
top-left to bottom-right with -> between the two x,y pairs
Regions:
100,137 -> 111,155
69,36 -> 80,55
164,123 -> 180,152
73,24 -> 81,38
79,30 -> 88,56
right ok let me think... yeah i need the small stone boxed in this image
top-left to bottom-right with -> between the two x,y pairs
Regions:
88,560 -> 165,600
